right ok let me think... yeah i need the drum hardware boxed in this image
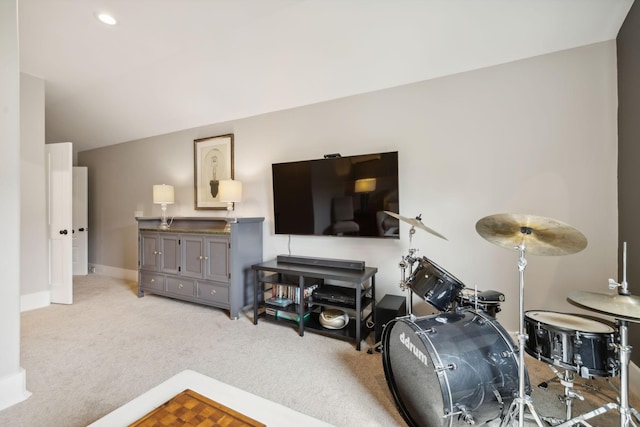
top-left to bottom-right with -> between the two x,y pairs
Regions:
389,211 -> 447,316
476,213 -> 588,427
456,287 -> 505,319
538,365 -> 586,423
559,242 -> 640,427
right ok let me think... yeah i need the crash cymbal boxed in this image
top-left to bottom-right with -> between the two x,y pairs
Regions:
568,290 -> 640,323
384,211 -> 447,240
475,213 -> 587,256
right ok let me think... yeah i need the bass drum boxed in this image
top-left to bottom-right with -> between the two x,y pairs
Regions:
382,309 -> 527,427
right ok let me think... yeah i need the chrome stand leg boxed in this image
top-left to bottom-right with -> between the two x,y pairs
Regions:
555,320 -> 638,427
501,244 -> 545,427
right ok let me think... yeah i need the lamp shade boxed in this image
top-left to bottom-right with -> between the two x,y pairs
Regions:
218,180 -> 242,202
153,184 -> 174,204
354,178 -> 376,193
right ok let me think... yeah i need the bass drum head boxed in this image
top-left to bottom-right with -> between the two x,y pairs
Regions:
382,317 -> 446,427
382,310 -> 525,427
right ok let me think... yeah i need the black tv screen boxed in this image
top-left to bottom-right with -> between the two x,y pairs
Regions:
272,151 -> 400,238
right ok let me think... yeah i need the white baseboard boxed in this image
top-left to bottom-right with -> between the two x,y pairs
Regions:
90,264 -> 137,282
20,291 -> 50,312
0,368 -> 31,411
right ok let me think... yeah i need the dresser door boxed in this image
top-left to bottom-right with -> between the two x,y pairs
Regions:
204,236 -> 229,282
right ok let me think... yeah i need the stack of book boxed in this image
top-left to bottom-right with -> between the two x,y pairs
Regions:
269,282 -> 319,306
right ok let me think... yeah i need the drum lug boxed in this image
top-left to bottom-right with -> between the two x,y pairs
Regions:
447,406 -> 475,425
574,331 -> 583,346
434,363 -> 457,373
417,327 -> 436,336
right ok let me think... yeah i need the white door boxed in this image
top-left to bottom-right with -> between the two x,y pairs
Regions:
72,167 -> 88,275
47,142 -> 73,304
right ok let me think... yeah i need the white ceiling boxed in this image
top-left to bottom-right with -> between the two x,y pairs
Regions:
18,0 -> 634,152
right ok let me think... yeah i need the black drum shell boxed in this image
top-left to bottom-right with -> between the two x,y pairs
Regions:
382,309 -> 528,427
524,310 -> 618,378
407,257 -> 465,312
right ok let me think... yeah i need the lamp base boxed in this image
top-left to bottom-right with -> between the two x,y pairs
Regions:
159,203 -> 170,230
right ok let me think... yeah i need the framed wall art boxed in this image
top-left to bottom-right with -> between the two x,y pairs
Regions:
194,134 -> 234,210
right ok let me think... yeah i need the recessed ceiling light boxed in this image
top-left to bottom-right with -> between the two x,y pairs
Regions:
97,13 -> 117,26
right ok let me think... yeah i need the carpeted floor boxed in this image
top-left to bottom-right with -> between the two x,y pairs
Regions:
0,275 -> 637,426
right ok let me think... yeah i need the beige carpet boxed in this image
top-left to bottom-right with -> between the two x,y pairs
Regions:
0,275 -> 637,426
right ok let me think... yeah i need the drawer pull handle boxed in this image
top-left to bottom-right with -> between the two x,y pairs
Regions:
198,256 -> 204,260
211,289 -> 216,295
157,251 -> 162,255
204,256 -> 209,260
150,279 -> 155,283
179,283 -> 184,289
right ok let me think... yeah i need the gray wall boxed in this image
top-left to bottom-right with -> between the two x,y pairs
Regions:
617,0 -> 640,365
79,41 -> 619,336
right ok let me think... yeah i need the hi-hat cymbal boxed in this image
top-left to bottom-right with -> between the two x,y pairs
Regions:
475,213 -> 587,256
568,290 -> 640,323
383,211 -> 447,240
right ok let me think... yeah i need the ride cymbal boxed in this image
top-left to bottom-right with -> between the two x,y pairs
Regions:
475,213 -> 587,256
568,290 -> 640,323
383,211 -> 447,240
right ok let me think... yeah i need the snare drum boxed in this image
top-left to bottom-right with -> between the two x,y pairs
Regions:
406,257 -> 464,311
524,310 -> 618,378
382,309 -> 526,427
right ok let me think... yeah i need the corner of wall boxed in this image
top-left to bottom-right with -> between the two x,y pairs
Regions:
0,368 -> 31,411
20,291 -> 51,312
89,264 -> 138,282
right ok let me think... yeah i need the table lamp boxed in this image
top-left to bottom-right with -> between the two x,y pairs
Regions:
219,180 -> 242,229
153,184 -> 174,230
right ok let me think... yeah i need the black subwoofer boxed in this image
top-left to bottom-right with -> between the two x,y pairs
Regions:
375,294 -> 407,344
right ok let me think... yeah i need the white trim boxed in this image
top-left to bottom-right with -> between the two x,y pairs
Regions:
90,264 -> 137,282
89,370 -> 333,426
20,291 -> 50,312
0,368 -> 31,411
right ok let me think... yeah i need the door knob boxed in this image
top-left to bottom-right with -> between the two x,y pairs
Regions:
79,228 -> 85,232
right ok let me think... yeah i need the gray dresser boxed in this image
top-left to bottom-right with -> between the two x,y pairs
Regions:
136,217 -> 264,319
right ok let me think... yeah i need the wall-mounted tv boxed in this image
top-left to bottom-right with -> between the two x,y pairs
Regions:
272,151 -> 400,238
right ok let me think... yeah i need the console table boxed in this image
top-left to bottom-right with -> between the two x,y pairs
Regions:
137,217 -> 263,319
252,259 -> 377,351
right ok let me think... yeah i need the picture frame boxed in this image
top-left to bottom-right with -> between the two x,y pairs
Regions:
194,134 -> 234,210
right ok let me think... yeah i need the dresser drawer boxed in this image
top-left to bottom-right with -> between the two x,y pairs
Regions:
166,277 -> 196,297
140,272 -> 164,292
197,282 -> 229,304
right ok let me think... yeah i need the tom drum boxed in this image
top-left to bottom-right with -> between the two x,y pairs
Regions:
406,257 -> 465,312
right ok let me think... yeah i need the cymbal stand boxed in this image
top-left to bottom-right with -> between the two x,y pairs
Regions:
553,320 -> 638,427
541,366 -> 584,422
369,227 -> 419,354
501,236 -> 545,427
398,225 -> 419,315
556,242 -> 639,427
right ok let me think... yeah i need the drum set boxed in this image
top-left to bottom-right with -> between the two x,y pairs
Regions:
379,211 -> 640,427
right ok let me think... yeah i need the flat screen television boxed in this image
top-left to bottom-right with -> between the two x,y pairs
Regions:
272,151 -> 400,238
